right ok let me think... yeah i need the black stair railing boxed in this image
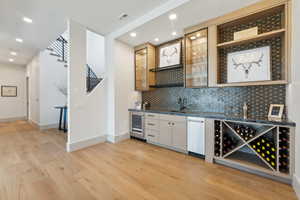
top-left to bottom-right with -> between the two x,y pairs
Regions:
48,36 -> 68,63
48,36 -> 102,93
86,64 -> 103,92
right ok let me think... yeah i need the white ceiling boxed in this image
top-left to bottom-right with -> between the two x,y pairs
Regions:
118,0 -> 261,46
0,0 -> 170,65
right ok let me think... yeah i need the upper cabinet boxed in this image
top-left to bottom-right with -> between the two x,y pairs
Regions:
134,44 -> 156,91
215,4 -> 289,87
185,28 -> 208,88
184,0 -> 291,87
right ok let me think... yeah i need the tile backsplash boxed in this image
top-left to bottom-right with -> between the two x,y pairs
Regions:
142,85 -> 286,119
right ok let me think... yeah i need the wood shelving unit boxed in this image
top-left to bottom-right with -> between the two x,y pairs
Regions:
149,64 -> 183,72
214,120 -> 295,181
184,28 -> 208,88
149,83 -> 184,88
215,4 -> 288,87
183,0 -> 291,87
134,43 -> 156,91
217,29 -> 285,48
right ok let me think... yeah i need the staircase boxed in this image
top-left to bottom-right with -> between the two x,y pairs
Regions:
86,64 -> 103,92
47,35 -> 103,93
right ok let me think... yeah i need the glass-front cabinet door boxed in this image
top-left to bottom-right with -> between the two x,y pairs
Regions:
135,48 -> 148,91
185,28 -> 208,88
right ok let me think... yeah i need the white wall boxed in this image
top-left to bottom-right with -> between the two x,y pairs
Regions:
26,56 -> 40,124
26,49 -> 67,127
68,20 -> 107,151
105,37 -> 141,142
39,50 -> 67,126
290,0 -> 300,197
87,30 -> 105,77
114,40 -> 141,138
0,63 -> 26,120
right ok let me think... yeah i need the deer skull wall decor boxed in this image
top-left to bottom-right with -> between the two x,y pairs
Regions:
162,47 -> 178,65
227,46 -> 271,83
159,42 -> 181,68
232,54 -> 264,79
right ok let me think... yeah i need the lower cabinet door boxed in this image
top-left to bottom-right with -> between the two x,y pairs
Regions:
146,129 -> 159,143
159,120 -> 172,146
172,121 -> 187,151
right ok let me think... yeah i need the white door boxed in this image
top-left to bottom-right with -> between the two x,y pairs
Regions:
187,118 -> 205,155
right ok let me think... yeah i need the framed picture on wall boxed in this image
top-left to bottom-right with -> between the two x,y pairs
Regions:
159,42 -> 181,68
268,104 -> 284,120
1,86 -> 17,97
227,46 -> 271,83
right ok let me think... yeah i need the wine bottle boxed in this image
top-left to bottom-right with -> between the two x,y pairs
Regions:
271,161 -> 276,167
271,154 -> 276,160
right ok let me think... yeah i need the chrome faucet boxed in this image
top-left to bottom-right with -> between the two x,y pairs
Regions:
178,97 -> 187,111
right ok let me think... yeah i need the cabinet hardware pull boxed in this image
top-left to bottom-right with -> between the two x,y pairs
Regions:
148,134 -> 155,137
148,115 -> 155,117
147,123 -> 155,126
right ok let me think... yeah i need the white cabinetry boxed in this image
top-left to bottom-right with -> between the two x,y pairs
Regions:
158,114 -> 187,152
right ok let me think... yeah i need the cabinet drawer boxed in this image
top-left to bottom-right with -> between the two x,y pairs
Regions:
145,113 -> 160,120
145,119 -> 159,130
159,114 -> 186,122
146,129 -> 159,143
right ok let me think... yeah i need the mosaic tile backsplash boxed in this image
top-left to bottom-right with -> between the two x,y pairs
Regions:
142,85 -> 286,119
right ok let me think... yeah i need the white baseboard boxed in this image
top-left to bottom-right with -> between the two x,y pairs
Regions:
39,123 -> 59,130
106,135 -> 115,143
293,174 -> 300,200
115,132 -> 130,143
0,116 -> 26,122
67,135 -> 106,152
106,132 -> 130,143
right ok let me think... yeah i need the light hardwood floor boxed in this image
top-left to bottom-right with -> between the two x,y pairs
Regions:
0,120 -> 297,200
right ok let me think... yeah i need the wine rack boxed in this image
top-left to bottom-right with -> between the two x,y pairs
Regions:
213,120 -> 295,181
279,127 -> 290,174
214,121 -> 221,157
250,135 -> 277,170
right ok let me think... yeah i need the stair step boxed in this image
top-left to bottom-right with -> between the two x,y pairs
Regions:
50,53 -> 61,57
57,59 -> 67,63
46,48 -> 54,51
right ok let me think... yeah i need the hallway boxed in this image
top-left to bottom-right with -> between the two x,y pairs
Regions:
0,121 -> 297,200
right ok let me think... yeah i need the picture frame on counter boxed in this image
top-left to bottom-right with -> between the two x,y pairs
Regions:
159,42 -> 181,68
268,104 -> 284,120
227,46 -> 271,83
1,85 -> 17,97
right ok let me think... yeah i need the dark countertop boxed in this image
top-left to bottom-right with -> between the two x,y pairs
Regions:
129,108 -> 296,127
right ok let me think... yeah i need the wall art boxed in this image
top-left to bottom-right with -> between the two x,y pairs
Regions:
1,86 -> 17,97
159,42 -> 181,68
227,46 -> 271,83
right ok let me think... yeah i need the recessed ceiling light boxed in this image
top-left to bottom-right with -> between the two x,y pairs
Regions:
10,51 -> 17,56
16,38 -> 23,43
23,17 -> 33,23
190,36 -> 196,40
154,38 -> 159,42
196,33 -> 201,37
130,32 -> 137,37
172,31 -> 177,36
9,58 -> 14,62
169,13 -> 177,21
